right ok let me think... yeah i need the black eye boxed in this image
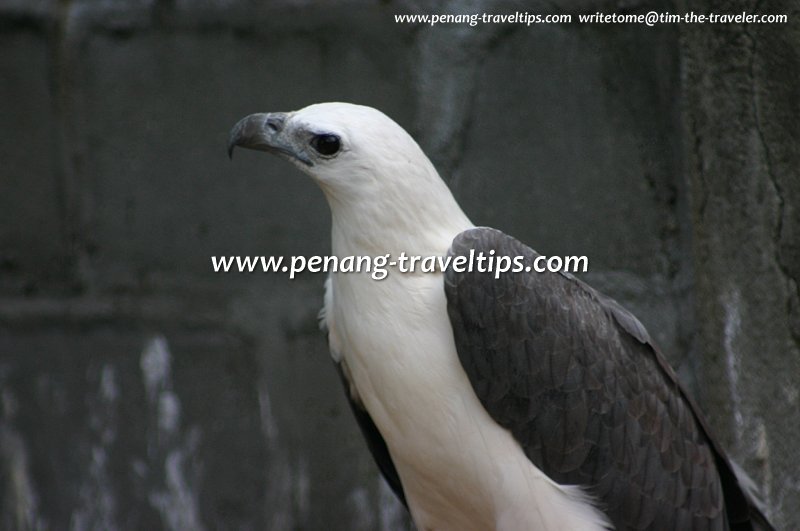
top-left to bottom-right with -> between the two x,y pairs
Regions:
310,134 -> 341,156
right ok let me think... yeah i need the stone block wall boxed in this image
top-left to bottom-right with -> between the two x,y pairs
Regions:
1,0 -> 797,528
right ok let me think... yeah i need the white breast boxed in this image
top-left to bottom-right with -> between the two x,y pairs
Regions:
324,271 -> 610,531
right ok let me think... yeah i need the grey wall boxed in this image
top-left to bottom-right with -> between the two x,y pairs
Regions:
1,0 -> 797,529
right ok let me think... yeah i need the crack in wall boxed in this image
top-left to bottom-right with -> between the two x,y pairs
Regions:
742,12 -> 800,350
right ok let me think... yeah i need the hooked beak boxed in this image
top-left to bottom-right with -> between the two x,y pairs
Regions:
227,112 -> 312,166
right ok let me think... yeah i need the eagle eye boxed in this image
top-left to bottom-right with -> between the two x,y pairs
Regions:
310,134 -> 341,156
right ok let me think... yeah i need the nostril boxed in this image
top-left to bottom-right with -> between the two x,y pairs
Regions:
266,114 -> 285,133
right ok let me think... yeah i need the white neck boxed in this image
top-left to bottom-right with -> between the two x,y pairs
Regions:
321,162 -> 473,259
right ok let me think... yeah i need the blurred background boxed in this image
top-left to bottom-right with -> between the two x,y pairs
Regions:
1,0 -> 798,529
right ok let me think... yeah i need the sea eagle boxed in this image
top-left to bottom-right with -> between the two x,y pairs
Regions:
228,103 -> 772,530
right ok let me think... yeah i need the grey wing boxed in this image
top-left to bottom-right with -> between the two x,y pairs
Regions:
444,227 -> 769,531
334,363 -> 407,508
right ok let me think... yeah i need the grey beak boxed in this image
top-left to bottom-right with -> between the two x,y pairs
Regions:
227,112 -> 311,165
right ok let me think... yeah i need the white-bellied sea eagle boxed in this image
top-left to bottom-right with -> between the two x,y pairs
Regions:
228,102 -> 772,531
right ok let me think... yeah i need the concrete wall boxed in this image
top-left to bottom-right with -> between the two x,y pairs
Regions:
0,0 -> 796,529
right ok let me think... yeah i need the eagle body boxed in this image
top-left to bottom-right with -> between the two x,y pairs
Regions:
325,241 -> 609,531
228,102 -> 772,531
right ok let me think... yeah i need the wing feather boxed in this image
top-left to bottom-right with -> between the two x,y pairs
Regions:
444,227 -> 771,530
334,362 -> 407,508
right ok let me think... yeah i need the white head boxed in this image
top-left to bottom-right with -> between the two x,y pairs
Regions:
229,102 -> 472,255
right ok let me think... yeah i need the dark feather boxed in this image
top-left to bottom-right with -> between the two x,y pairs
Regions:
334,363 -> 407,507
444,227 -> 773,531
